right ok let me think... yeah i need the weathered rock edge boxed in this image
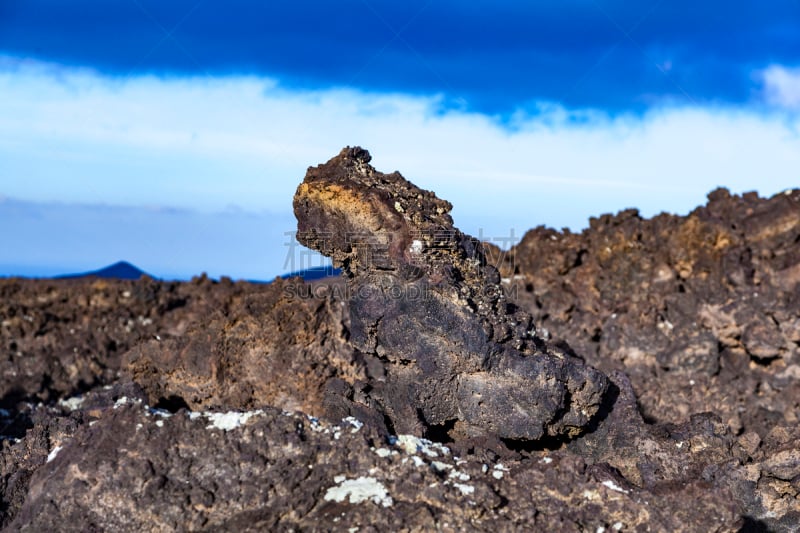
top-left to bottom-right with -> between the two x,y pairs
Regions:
294,146 -> 608,441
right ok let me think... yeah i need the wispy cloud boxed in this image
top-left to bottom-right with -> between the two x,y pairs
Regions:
761,65 -> 800,110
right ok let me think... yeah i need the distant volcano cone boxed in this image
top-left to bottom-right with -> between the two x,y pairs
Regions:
59,261 -> 150,280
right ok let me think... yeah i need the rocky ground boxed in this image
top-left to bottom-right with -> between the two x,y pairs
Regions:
1,148 -> 798,531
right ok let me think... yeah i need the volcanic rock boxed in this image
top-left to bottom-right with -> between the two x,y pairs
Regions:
123,276 -> 358,416
1,149 -> 799,531
293,147 -> 608,441
0,275 -> 206,410
493,188 -> 800,440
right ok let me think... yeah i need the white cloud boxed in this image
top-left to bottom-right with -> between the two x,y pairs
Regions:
1,56 -> 799,278
761,64 -> 800,110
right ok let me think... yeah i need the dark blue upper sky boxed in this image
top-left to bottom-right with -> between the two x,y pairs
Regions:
2,0 -> 798,113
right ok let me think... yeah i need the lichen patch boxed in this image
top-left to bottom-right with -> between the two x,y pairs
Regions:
324,476 -> 393,508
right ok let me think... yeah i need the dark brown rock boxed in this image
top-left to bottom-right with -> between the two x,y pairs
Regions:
122,276 -> 359,416
502,188 -> 800,437
0,274 -> 267,414
499,186 -> 800,530
293,147 -> 608,441
4,393 -> 742,532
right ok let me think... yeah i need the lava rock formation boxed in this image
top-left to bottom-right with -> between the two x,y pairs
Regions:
293,147 -> 608,442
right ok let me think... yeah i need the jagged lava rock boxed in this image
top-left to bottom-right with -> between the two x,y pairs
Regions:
4,382 -> 742,532
123,276 -> 358,416
0,275 -> 222,411
294,147 -> 608,441
495,188 -> 800,437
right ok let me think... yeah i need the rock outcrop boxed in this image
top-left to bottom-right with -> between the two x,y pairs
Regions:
495,188 -> 800,439
123,276 -> 358,416
294,147 -> 608,442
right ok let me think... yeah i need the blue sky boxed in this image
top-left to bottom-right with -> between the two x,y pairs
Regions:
1,1 -> 799,280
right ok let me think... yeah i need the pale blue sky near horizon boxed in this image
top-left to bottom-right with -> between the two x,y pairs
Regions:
1,1 -> 799,280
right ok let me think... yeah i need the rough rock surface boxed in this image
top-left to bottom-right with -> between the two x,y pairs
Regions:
4,389 -> 743,532
0,148 -> 798,531
493,188 -> 800,438
294,147 -> 608,441
123,276 -> 358,417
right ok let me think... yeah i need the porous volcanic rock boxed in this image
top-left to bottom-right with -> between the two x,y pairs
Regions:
0,275 -> 191,408
4,388 -> 743,532
123,276 -> 359,416
1,148 -> 798,531
497,189 -> 800,436
294,147 -> 608,442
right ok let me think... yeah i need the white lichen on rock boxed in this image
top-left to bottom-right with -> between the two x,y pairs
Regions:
432,461 -> 453,473
324,476 -> 393,507
58,396 -> 85,411
204,410 -> 264,431
601,480 -> 629,494
451,482 -> 475,496
306,414 -> 346,439
392,434 -> 477,497
342,416 -> 363,433
46,445 -> 63,463
113,396 -> 142,409
492,463 -> 509,479
373,447 -> 393,458
183,409 -> 265,430
448,469 -> 470,482
395,434 -> 450,457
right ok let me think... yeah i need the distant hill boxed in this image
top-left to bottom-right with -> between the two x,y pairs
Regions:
58,261 -> 151,280
52,261 -> 339,283
279,266 -> 341,281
